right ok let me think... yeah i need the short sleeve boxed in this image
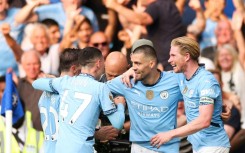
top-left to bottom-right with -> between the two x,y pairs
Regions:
106,76 -> 126,96
198,78 -> 221,105
99,84 -> 117,115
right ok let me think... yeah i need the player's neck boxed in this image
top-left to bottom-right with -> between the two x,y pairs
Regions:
81,68 -> 97,80
184,62 -> 199,80
0,11 -> 6,20
142,69 -> 161,86
60,71 -> 70,77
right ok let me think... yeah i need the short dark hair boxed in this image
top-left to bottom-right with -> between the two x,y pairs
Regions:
133,45 -> 158,62
0,76 -> 5,82
59,48 -> 81,72
81,17 -> 92,27
41,18 -> 59,28
79,47 -> 103,66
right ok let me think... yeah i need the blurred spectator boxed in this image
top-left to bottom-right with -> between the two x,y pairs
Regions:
17,50 -> 43,131
0,0 -> 25,77
199,56 -> 215,70
104,0 -> 186,71
41,18 -> 61,45
76,17 -> 93,48
89,31 -> 110,59
5,23 -> 61,76
15,0 -> 99,35
61,15 -> 93,49
198,0 -> 227,49
186,0 -> 206,41
85,0 -> 135,51
210,69 -> 241,140
202,19 -> 235,61
214,44 -> 245,138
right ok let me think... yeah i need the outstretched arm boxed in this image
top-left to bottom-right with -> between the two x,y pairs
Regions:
32,78 -> 55,92
104,0 -> 153,26
187,0 -> 206,39
232,10 -> 245,70
107,103 -> 125,130
104,9 -> 117,43
1,23 -> 24,62
14,0 -> 49,24
151,104 -> 213,148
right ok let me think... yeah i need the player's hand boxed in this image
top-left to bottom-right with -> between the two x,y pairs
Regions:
38,72 -> 56,78
117,0 -> 130,5
221,104 -> 231,122
189,0 -> 202,12
132,0 -> 145,13
118,29 -> 131,43
232,10 -> 244,31
229,93 -> 241,112
27,0 -> 50,6
114,96 -> 126,107
95,126 -> 119,141
121,67 -> 136,88
151,132 -> 173,149
66,4 -> 82,20
103,0 -> 118,10
0,23 -> 11,36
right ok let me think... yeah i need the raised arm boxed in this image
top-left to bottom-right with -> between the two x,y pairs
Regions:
1,23 -> 23,62
232,10 -> 245,70
59,15 -> 85,52
14,0 -> 49,24
104,0 -> 153,26
175,0 -> 186,15
187,0 -> 206,39
32,78 -> 55,92
104,9 -> 117,43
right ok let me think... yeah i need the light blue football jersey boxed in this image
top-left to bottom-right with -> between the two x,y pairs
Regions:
177,66 -> 230,151
107,71 -> 182,152
38,91 -> 60,153
33,74 -> 124,153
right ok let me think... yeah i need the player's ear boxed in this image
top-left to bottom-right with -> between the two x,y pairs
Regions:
5,3 -> 9,10
185,52 -> 190,62
149,59 -> 156,69
94,59 -> 100,72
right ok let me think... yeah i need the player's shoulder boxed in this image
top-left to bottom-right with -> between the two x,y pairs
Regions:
198,68 -> 216,81
197,69 -> 219,87
162,70 -> 181,80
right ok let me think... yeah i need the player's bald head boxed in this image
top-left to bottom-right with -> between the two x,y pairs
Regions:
105,52 -> 129,80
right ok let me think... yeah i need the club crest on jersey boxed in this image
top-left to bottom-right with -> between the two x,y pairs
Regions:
160,91 -> 169,99
146,90 -> 154,100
